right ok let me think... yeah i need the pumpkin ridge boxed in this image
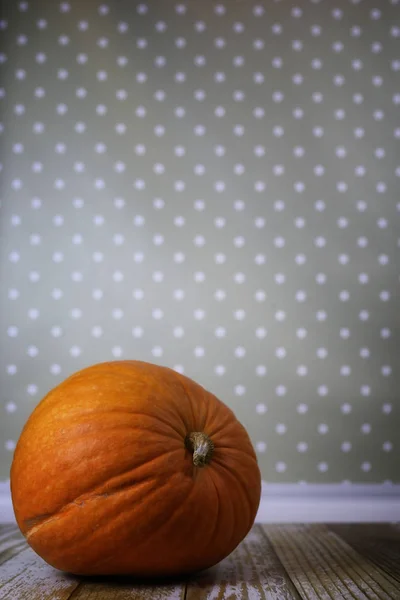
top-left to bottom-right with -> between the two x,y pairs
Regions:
209,468 -> 238,552
212,444 -> 258,462
199,386 -> 212,432
204,468 -> 221,554
201,410 -> 238,440
211,457 -> 257,526
87,478 -> 200,574
35,409 -> 186,441
124,411 -> 185,438
176,377 -> 200,432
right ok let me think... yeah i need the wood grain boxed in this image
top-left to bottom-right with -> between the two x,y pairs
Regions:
185,524 -> 300,599
0,526 -> 185,600
329,523 -> 400,585
67,579 -> 185,599
1,524 -> 400,599
0,546 -> 80,600
0,525 -> 26,568
264,524 -> 400,600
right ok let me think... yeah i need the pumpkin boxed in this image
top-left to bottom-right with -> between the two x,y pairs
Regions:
10,360 -> 261,577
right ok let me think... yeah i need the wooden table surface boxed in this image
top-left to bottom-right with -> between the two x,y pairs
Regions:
1,523 -> 399,599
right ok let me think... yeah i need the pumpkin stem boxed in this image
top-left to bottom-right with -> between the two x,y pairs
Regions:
185,432 -> 214,467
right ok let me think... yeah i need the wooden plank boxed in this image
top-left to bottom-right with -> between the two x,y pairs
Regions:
0,547 -> 80,600
264,524 -> 400,600
0,525 -> 18,538
0,527 -> 185,600
68,578 -> 185,600
185,524 -> 300,599
329,524 -> 400,585
0,527 -> 26,567
0,527 -> 23,548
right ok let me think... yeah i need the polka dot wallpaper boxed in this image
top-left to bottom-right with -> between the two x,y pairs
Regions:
0,0 -> 398,484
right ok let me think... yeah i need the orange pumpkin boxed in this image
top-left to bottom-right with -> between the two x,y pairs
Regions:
10,360 -> 261,576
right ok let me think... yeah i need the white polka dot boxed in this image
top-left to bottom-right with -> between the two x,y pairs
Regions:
194,271 -> 205,283
173,326 -> 185,338
275,423 -> 287,435
275,273 -> 286,284
297,365 -> 308,376
133,252 -> 144,263
132,326 -> 144,338
255,327 -> 267,339
8,251 -> 20,262
5,440 -> 16,451
275,462 -> 287,473
234,384 -> 246,396
255,290 -> 266,302
234,309 -> 246,321
69,346 -> 81,357
27,345 -> 39,357
27,384 -> 38,396
381,365 -> 391,376
152,271 -> 164,283
29,271 -> 41,283
152,308 -> 164,320
171,289 -> 184,301
380,327 -> 391,339
91,326 -> 103,338
275,347 -> 287,359
297,442 -> 308,453
194,309 -> 206,320
296,291 -> 307,302
256,365 -> 267,377
214,365 -> 226,376
234,346 -> 246,358
361,423 -> 372,434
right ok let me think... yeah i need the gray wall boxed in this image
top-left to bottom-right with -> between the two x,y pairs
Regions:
0,0 -> 398,484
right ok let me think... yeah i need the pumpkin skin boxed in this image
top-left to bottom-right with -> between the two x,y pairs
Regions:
10,360 -> 261,577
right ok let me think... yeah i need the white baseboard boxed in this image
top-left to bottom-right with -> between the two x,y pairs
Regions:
256,483 -> 400,523
1,481 -> 399,524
